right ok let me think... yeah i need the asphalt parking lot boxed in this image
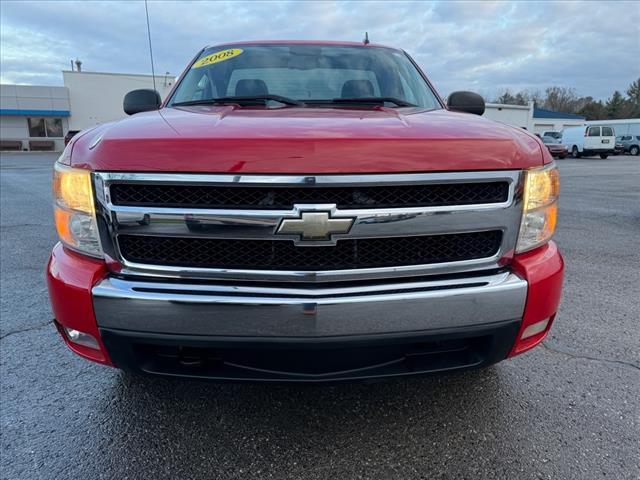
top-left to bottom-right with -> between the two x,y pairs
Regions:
1,152 -> 638,480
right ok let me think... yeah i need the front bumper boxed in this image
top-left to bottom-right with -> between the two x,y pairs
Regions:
92,271 -> 526,337
47,242 -> 564,382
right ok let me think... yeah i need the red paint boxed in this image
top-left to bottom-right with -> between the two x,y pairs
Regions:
71,107 -> 545,173
509,241 -> 564,356
46,243 -> 113,366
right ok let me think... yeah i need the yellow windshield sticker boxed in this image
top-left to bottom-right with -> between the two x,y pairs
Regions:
192,49 -> 243,68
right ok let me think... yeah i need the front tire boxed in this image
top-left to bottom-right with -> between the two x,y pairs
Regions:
599,154 -> 609,159
571,146 -> 580,158
630,146 -> 639,156
558,154 -> 567,159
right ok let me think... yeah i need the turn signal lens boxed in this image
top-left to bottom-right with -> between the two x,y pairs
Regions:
53,162 -> 103,257
517,164 -> 559,253
63,327 -> 100,350
520,318 -> 550,339
53,162 -> 94,213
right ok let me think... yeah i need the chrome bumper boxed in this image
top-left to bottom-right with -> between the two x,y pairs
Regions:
92,271 -> 527,337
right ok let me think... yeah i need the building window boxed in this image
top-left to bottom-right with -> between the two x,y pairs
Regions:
27,117 -> 63,138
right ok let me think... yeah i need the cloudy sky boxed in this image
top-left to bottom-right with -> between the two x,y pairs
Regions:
1,0 -> 639,100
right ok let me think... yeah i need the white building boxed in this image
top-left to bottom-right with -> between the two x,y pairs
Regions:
63,71 -> 174,132
484,102 -> 534,130
483,101 -> 586,134
1,71 -> 175,152
531,107 -> 585,134
0,85 -> 71,151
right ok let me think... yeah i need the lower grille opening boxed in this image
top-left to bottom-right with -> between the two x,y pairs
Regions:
130,337 -> 491,380
118,230 -> 503,271
100,321 -> 520,382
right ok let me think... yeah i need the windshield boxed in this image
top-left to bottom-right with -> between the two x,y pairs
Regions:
169,44 -> 441,109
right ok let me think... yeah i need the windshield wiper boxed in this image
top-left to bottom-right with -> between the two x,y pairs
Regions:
307,97 -> 416,108
172,95 -> 304,107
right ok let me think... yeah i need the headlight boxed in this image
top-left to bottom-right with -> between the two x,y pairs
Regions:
53,162 -> 103,257
516,163 -> 559,253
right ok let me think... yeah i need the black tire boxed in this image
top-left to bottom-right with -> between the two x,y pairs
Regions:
558,154 -> 566,159
599,154 -> 608,159
630,145 -> 639,156
571,146 -> 580,158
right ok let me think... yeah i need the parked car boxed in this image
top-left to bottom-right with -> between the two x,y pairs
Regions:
47,41 -> 563,382
561,125 -> 615,159
613,140 -> 624,155
541,135 -> 568,158
616,134 -> 640,156
541,131 -> 562,142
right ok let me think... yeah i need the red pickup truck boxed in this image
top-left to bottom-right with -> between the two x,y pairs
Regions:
47,41 -> 563,382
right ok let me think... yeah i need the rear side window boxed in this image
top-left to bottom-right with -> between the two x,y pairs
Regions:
602,127 -> 614,136
588,126 -> 600,137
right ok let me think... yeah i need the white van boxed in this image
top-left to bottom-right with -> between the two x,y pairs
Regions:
561,125 -> 616,159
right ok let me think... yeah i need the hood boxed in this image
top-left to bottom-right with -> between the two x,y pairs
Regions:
71,106 -> 547,173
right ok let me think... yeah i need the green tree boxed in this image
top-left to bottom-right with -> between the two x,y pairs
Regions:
578,98 -> 606,120
627,78 -> 640,104
625,78 -> 640,117
605,91 -> 627,119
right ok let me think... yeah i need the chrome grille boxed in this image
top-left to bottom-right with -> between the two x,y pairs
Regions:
94,171 -> 523,282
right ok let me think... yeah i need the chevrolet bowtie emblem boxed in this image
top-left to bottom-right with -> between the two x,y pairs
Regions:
277,211 -> 355,242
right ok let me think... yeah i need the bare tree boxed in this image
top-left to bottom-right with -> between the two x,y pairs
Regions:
528,89 -> 544,107
494,89 -> 517,105
543,87 -> 579,113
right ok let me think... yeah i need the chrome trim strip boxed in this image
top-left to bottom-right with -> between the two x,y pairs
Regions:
92,272 -> 527,336
107,254 -> 505,283
93,171 -> 524,282
100,271 -> 513,299
109,201 -> 516,242
96,170 -> 520,187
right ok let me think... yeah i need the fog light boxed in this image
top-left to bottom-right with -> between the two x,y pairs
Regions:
520,318 -> 550,339
63,327 -> 100,350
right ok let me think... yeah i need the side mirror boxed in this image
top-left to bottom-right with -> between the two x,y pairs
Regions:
447,91 -> 485,116
123,89 -> 161,115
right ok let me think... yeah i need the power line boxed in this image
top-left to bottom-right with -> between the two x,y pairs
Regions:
144,0 -> 157,91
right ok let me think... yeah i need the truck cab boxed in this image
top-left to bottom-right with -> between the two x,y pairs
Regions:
47,41 -> 563,382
